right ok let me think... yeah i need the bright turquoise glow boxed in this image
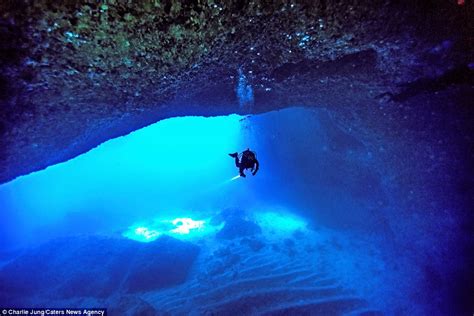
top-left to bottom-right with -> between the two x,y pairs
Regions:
0,115 -> 244,247
123,216 -> 223,242
124,226 -> 162,242
254,210 -> 307,234
123,210 -> 308,243
169,218 -> 205,234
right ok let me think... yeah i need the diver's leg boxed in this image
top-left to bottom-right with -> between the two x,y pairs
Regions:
239,167 -> 246,177
229,153 -> 240,167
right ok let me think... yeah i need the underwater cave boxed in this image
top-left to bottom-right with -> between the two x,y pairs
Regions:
0,0 -> 473,315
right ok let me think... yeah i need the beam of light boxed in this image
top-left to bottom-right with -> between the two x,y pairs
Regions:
202,174 -> 241,193
192,174 -> 243,196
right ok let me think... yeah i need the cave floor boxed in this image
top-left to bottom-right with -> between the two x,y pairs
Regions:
2,209 -> 421,316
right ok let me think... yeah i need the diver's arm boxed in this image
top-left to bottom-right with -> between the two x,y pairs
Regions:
252,160 -> 259,175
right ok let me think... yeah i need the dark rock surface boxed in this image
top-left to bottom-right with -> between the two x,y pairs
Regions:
108,295 -> 161,316
0,235 -> 200,305
240,237 -> 265,251
0,0 -> 472,183
216,215 -> 262,240
124,236 -> 200,293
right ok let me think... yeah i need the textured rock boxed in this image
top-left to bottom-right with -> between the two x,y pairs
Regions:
240,237 -> 265,251
124,235 -> 200,293
108,295 -> 159,316
0,0 -> 472,183
216,216 -> 262,239
0,235 -> 200,305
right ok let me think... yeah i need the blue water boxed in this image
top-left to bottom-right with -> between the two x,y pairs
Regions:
0,107 -> 469,315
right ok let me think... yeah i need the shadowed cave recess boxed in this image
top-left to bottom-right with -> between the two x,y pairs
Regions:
0,0 -> 473,315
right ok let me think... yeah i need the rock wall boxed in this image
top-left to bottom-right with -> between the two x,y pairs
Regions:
0,0 -> 472,183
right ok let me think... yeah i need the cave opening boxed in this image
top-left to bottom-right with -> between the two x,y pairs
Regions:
0,107 -> 391,248
0,107 -> 470,314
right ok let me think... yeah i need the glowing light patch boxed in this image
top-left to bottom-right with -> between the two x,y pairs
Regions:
123,226 -> 161,242
230,175 -> 241,181
170,218 -> 205,234
254,211 -> 307,233
123,216 -> 223,242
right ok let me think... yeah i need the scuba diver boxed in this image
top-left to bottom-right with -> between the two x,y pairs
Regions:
229,148 -> 259,177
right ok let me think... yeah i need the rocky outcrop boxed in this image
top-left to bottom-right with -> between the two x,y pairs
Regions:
0,0 -> 472,183
0,235 -> 200,306
216,216 -> 262,240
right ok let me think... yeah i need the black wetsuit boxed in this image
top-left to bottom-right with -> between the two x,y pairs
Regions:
231,149 -> 259,177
